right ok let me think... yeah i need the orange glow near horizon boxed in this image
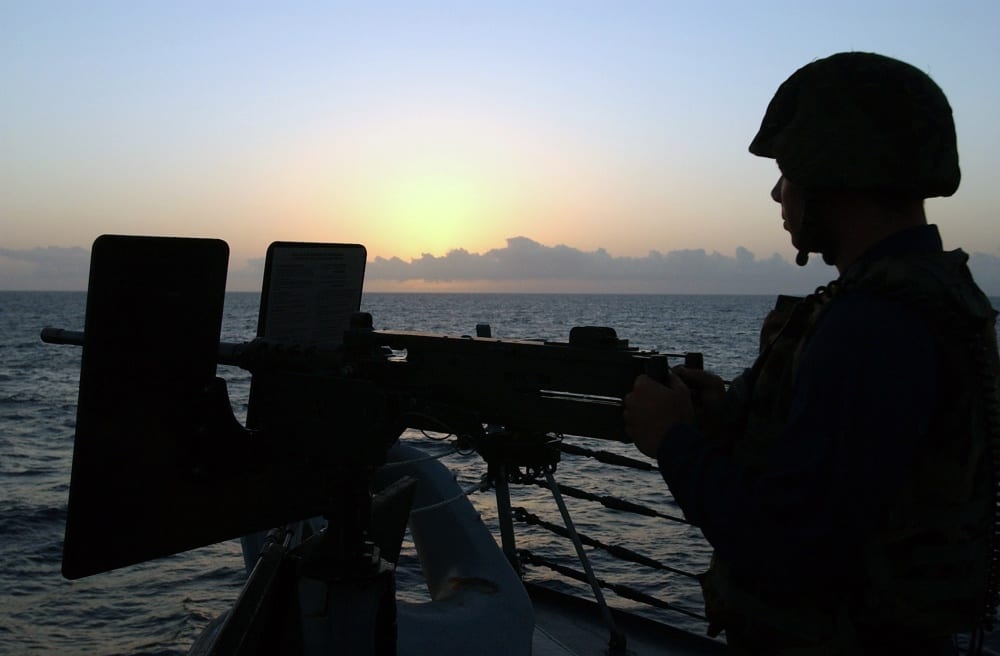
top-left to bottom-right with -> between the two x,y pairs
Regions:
357,170 -> 500,257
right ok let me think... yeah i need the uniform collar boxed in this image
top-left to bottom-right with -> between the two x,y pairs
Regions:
844,224 -> 943,278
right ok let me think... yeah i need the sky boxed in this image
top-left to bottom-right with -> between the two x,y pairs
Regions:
2,1 -> 999,294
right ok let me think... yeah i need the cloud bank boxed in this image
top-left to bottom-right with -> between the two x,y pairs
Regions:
2,238 -> 999,296
366,237 -> 836,294
367,236 -> 1000,296
0,246 -> 91,291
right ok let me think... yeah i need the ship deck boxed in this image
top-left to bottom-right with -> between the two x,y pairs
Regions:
528,583 -> 725,656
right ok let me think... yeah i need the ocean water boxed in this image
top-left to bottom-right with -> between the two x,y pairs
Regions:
1,291 -> 998,655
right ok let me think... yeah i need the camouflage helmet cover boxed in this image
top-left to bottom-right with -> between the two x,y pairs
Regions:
749,52 -> 960,198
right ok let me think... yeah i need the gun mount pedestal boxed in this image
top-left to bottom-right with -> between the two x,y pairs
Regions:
295,506 -> 396,656
206,472 -> 411,656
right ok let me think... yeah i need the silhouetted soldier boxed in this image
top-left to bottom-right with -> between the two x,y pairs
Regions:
626,52 -> 1000,655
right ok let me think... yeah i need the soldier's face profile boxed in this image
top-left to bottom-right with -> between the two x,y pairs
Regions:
771,176 -> 806,250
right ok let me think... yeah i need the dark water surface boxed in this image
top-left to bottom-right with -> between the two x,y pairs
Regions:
2,291 -> 997,654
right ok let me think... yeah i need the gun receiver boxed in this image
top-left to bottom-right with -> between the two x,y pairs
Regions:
216,320 -> 702,443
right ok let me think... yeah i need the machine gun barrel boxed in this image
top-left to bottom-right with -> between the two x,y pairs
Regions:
40,327 -> 297,369
40,327 -> 341,370
42,324 -> 702,443
40,327 -> 84,346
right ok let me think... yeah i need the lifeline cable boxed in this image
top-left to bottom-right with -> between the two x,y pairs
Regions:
518,550 -> 707,622
512,507 -> 699,580
408,481 -> 490,515
558,442 -> 658,471
524,479 -> 691,526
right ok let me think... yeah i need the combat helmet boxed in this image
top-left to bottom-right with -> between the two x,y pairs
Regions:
749,52 -> 960,198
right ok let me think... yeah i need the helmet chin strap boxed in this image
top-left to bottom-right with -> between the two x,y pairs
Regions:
794,193 -> 834,267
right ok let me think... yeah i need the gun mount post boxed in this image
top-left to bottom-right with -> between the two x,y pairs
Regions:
493,470 -> 520,576
545,468 -> 627,655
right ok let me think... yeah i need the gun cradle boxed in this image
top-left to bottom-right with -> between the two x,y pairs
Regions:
350,329 -> 663,443
225,320 -> 700,446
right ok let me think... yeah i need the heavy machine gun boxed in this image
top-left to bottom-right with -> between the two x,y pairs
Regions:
41,235 -> 701,586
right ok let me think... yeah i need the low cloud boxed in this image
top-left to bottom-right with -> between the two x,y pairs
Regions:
969,252 -> 1000,297
368,237 -> 1000,296
371,237 -> 832,294
2,238 -> 1000,296
0,246 -> 91,291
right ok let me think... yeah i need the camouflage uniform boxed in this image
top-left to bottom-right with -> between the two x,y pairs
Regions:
698,243 -> 998,653
657,52 -> 1000,653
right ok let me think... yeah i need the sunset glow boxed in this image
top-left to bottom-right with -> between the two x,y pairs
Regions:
3,2 -> 999,293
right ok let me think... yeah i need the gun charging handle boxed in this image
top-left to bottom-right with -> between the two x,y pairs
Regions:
643,352 -> 703,386
683,352 -> 703,370
644,356 -> 672,385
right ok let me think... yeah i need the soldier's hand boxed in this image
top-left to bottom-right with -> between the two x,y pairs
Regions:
624,371 -> 694,458
673,367 -> 727,440
673,367 -> 726,411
